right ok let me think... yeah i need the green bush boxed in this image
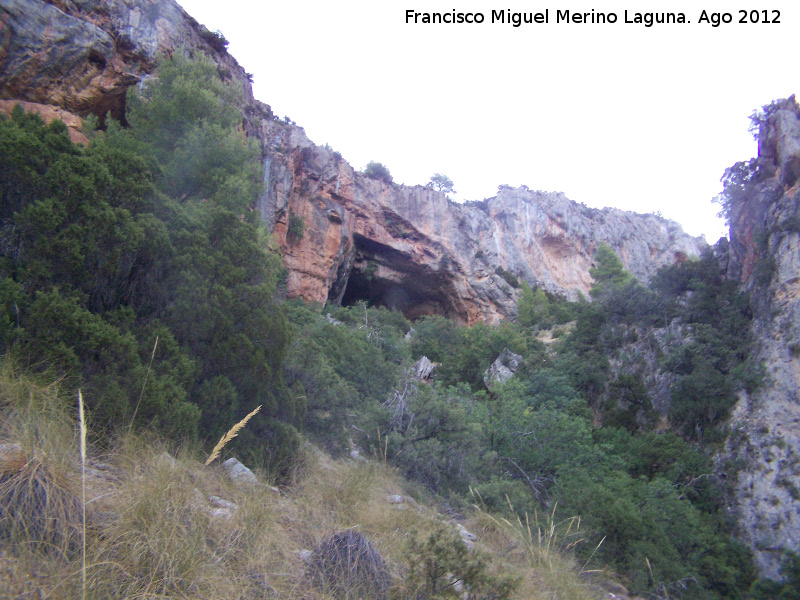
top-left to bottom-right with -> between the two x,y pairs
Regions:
288,213 -> 306,239
0,56 -> 298,475
405,523 -> 518,599
494,267 -> 520,288
363,161 -> 393,184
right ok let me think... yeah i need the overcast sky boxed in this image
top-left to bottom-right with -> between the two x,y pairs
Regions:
177,0 -> 796,242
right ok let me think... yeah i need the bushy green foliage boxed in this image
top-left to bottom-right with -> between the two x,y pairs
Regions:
750,552 -> 800,600
386,383 -> 490,495
517,281 -> 576,328
494,266 -> 520,288
589,243 -> 632,297
283,302 -> 409,453
287,213 -> 306,239
363,161 -> 393,184
405,523 -> 518,599
127,53 -> 260,210
713,159 -> 759,227
0,54 -> 297,472
410,317 -> 533,390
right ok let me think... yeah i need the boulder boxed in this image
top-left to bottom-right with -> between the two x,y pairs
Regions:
483,349 -> 523,389
412,356 -> 435,380
221,457 -> 258,486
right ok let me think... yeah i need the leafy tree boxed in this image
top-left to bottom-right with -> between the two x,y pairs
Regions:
0,56 -> 299,470
127,53 -> 261,210
712,159 -> 759,227
429,173 -> 455,195
363,161 -> 393,184
589,243 -> 632,296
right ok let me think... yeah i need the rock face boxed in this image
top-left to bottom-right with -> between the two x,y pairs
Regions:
483,349 -> 523,389
260,127 -> 706,323
1,0 -> 706,325
722,96 -> 800,578
0,0 -> 262,125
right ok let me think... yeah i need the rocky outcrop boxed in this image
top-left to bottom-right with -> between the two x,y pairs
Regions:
0,0 -> 261,125
483,349 -> 523,389
0,99 -> 88,144
261,126 -> 706,323
723,95 -> 800,578
1,0 -> 705,325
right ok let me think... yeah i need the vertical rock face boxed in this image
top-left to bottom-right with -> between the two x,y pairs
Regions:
0,0 -> 260,124
0,0 -> 706,325
261,128 -> 706,323
724,96 -> 800,578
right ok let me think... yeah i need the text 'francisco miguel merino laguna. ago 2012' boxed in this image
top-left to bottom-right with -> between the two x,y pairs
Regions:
404,8 -> 782,28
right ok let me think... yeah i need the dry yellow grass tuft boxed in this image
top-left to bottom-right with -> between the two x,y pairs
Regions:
204,404 -> 261,466
0,361 -> 611,600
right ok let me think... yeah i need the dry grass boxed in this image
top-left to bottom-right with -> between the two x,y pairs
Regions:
467,496 -> 608,600
0,361 -> 612,600
205,404 -> 261,466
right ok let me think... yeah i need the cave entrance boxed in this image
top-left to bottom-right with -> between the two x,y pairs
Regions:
339,243 -> 454,321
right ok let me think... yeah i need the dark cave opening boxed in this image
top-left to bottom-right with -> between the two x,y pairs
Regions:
340,263 -> 450,321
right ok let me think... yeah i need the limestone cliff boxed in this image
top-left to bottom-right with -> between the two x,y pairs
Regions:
6,0 -> 800,579
723,95 -> 800,578
261,123 -> 706,323
0,0 -> 264,129
1,0 -> 706,325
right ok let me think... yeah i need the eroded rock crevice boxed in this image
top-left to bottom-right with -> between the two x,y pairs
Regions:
339,235 -> 461,322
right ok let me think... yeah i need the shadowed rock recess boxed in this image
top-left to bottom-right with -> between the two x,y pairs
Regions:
262,136 -> 706,324
4,0 -> 799,575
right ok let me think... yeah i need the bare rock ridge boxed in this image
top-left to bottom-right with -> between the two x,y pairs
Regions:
262,134 -> 706,323
723,95 -> 800,578
1,0 -> 706,324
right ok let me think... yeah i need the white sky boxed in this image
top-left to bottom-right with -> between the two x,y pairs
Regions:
177,0 -> 796,242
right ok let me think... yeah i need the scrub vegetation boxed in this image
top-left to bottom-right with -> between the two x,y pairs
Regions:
1,53 -> 795,598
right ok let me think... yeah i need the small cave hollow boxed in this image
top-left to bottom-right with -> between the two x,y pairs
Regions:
339,257 -> 454,322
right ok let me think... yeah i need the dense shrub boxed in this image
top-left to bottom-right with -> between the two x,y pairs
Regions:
0,55 -> 297,473
363,161 -> 393,184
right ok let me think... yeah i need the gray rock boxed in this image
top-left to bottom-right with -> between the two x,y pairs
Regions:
349,447 -> 367,463
483,348 -> 523,389
222,457 -> 258,486
775,108 -> 800,187
154,451 -> 178,470
412,356 -> 435,380
723,95 -> 800,577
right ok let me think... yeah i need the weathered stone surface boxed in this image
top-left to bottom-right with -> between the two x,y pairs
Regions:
483,349 -> 523,389
723,95 -> 800,578
412,356 -> 435,380
0,0 -> 704,325
0,0 -> 260,123
0,99 -> 89,144
261,134 -> 706,324
222,457 -> 258,486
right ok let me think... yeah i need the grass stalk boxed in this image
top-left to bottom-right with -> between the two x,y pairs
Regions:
128,335 -> 159,433
204,405 -> 261,466
78,389 -> 87,600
